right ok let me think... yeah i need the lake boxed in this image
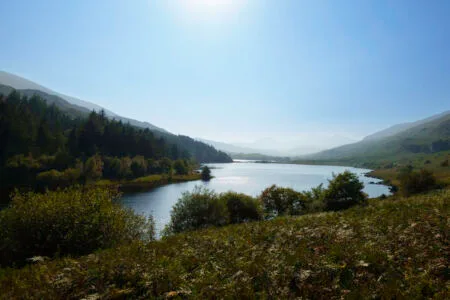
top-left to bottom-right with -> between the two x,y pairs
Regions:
119,162 -> 390,235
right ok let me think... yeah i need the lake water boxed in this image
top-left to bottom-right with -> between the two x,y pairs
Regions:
119,162 -> 390,234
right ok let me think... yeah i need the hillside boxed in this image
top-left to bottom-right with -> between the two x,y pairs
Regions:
363,110 -> 450,141
0,71 -> 167,132
301,111 -> 450,166
1,190 -> 448,299
0,83 -> 231,164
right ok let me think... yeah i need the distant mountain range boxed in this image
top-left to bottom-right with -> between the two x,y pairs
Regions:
0,71 -> 231,163
197,137 -> 329,157
2,70 -> 448,165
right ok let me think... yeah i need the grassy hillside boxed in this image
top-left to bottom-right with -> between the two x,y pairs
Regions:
302,112 -> 450,164
363,110 -> 450,141
1,190 -> 448,299
368,150 -> 450,187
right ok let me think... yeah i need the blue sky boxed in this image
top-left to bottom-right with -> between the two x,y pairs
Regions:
1,0 -> 449,151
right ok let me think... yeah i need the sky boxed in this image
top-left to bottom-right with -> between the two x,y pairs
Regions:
1,0 -> 449,152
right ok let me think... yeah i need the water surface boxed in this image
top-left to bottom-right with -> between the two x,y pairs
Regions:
119,162 -> 390,234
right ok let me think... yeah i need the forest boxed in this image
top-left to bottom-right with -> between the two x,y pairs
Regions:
0,90 -> 231,195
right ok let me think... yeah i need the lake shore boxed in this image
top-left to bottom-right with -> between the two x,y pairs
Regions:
95,173 -> 202,193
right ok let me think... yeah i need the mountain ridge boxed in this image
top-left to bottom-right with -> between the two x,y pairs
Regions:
0,73 -> 232,163
301,110 -> 450,163
0,71 -> 167,133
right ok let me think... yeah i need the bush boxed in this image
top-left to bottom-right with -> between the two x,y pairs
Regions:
103,156 -> 122,178
174,159 -> 189,175
165,189 -> 263,235
159,157 -> 173,174
36,167 -> 81,189
303,184 -> 326,212
259,185 -> 307,218
441,159 -> 449,167
201,166 -> 212,181
131,155 -> 148,178
398,169 -> 437,196
84,154 -> 103,181
221,192 -> 263,223
323,171 -> 366,211
165,187 -> 228,235
0,187 -> 154,267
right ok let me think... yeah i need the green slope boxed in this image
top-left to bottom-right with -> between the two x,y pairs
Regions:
303,111 -> 450,165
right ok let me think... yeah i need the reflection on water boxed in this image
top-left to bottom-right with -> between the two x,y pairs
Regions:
119,162 -> 390,235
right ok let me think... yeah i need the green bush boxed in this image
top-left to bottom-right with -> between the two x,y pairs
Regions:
221,192 -> 263,223
323,171 -> 366,211
173,159 -> 189,175
259,185 -> 307,218
303,183 -> 326,212
36,167 -> 82,189
398,169 -> 437,196
201,166 -> 212,181
0,187 -> 154,267
131,155 -> 148,178
164,187 -> 228,235
84,154 -> 103,181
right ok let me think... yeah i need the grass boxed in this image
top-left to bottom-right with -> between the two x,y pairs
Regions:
94,173 -> 202,193
368,151 -> 450,189
0,189 -> 448,299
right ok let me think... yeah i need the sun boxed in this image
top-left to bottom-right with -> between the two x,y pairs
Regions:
178,0 -> 246,20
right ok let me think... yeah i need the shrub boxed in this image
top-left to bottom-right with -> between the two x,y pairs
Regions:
159,157 -> 173,174
174,159 -> 189,175
84,154 -> 103,181
201,166 -> 212,181
0,187 -> 154,267
221,192 -> 263,223
441,159 -> 449,167
323,171 -> 366,211
119,157 -> 133,179
398,169 -> 437,196
303,183 -> 326,212
165,187 -> 228,235
259,185 -> 307,218
164,188 -> 263,235
103,156 -> 122,179
131,155 -> 148,178
36,167 -> 81,189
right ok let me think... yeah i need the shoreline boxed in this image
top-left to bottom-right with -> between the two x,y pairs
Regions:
95,173 -> 202,194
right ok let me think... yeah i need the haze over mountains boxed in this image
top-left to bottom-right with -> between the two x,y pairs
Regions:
1,70 -> 448,163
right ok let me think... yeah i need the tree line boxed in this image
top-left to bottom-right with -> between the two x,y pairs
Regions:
0,91 -> 229,192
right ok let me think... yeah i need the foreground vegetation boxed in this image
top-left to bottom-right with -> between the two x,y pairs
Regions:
0,189 -> 448,299
164,171 -> 367,235
0,187 -> 154,268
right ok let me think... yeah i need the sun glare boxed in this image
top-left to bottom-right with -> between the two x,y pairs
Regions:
177,0 -> 246,20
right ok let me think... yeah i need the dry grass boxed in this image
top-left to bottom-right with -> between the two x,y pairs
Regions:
1,189 -> 448,299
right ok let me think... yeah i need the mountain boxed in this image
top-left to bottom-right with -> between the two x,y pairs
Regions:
303,111 -> 450,164
0,73 -> 232,163
363,110 -> 450,141
196,138 -> 269,154
198,138 -> 326,157
0,71 -> 167,133
0,71 -> 107,113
